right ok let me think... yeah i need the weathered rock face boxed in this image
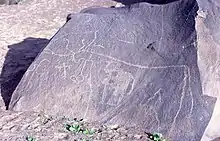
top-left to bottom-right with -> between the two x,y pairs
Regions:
196,0 -> 220,140
9,0 -> 216,140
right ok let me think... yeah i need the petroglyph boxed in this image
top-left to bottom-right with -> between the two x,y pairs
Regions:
29,28 -> 195,128
159,6 -> 164,49
100,65 -> 134,106
148,106 -> 161,132
94,43 -> 105,49
26,59 -> 51,88
83,59 -> 94,118
146,88 -> 163,104
188,67 -> 194,115
117,39 -> 134,44
168,67 -> 188,136
79,31 -> 98,51
69,55 -> 93,84
28,43 -> 195,137
116,25 -> 136,44
46,35 -> 194,124
137,88 -> 164,132
24,64 -> 37,77
55,63 -> 71,79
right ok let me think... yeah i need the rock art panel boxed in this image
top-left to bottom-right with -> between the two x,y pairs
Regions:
9,0 -> 216,140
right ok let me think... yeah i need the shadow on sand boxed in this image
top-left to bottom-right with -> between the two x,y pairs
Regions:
0,37 -> 49,109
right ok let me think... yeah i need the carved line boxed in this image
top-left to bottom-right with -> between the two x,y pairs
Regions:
159,5 -> 164,50
117,39 -> 134,44
100,65 -> 192,131
79,31 -> 98,51
188,67 -> 193,115
50,31 -> 95,43
55,63 -> 71,79
147,88 -> 163,104
168,67 -> 188,136
84,50 -> 187,69
83,55 -> 94,118
150,106 -> 160,132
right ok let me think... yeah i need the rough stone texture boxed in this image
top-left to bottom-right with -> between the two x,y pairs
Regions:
8,0 -> 216,140
0,0 -> 117,110
196,1 -> 220,141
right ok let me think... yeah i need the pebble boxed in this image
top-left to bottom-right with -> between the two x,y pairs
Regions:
55,133 -> 69,140
109,124 -> 119,130
120,136 -> 127,140
21,124 -> 30,130
134,134 -> 143,139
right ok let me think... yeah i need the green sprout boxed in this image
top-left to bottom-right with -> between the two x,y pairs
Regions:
26,136 -> 36,141
146,132 -> 167,141
64,123 -> 95,135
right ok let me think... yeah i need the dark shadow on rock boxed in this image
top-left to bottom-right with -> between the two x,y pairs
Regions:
0,37 -> 49,109
113,0 -> 179,5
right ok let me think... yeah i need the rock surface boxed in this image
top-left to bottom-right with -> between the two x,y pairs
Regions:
0,0 -> 117,110
196,0 -> 220,141
8,0 -> 216,140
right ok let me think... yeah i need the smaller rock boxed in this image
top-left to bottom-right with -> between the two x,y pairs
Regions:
21,124 -> 30,130
127,134 -> 134,139
96,128 -> 102,133
35,127 -> 42,132
31,123 -> 41,129
2,124 -> 15,130
109,124 -> 120,130
134,134 -> 143,139
55,133 -> 69,140
120,136 -> 127,140
197,10 -> 208,19
107,134 -> 115,140
115,3 -> 125,8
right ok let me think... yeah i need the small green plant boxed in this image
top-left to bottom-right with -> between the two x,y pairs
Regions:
26,136 -> 36,141
83,128 -> 95,135
64,123 -> 95,135
146,132 -> 167,141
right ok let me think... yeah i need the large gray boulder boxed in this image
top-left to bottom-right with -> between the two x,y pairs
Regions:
9,0 -> 216,140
